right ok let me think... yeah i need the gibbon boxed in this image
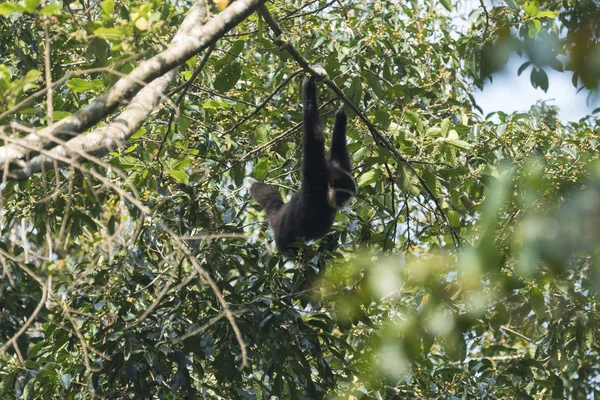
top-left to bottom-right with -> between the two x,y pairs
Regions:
245,76 -> 356,251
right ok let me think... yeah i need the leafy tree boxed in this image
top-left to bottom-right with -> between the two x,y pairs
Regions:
0,0 -> 599,398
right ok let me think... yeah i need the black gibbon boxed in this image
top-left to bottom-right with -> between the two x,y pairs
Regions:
244,76 -> 357,251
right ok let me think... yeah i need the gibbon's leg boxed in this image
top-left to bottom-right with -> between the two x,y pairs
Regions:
330,106 -> 351,172
244,177 -> 283,216
302,77 -> 328,188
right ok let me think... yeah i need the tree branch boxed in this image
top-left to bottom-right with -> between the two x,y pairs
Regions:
0,0 -> 267,171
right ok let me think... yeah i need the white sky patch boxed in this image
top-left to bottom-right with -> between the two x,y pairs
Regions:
473,53 -> 600,122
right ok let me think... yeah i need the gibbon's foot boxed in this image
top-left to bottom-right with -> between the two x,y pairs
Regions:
243,177 -> 257,191
335,105 -> 346,119
310,65 -> 327,80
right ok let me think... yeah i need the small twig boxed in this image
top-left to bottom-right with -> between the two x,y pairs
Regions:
162,225 -> 248,369
61,301 -> 96,374
180,233 -> 248,240
0,251 -> 49,355
173,308 -> 250,344
281,0 -> 339,21
478,0 -> 490,40
500,324 -> 533,343
158,44 -> 216,162
188,87 -> 256,106
41,0 -> 54,126
223,69 -> 303,136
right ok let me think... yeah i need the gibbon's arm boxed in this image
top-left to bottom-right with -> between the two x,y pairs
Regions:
243,177 -> 284,216
301,77 -> 328,189
330,106 -> 351,173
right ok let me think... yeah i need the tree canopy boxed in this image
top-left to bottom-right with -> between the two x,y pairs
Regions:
1,0 -> 600,398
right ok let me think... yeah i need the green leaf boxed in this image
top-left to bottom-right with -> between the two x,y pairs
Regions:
173,157 -> 193,170
0,2 -> 25,14
24,0 -> 39,12
449,210 -> 460,228
440,119 -> 451,137
22,69 -> 40,84
527,19 -> 542,38
93,27 -> 128,41
405,110 -> 424,134
253,125 -> 269,146
53,111 -> 71,120
110,155 -> 141,171
529,288 -> 545,319
548,57 -> 563,72
252,159 -> 268,181
0,64 -> 10,95
169,170 -> 189,184
202,99 -> 230,109
347,76 -> 362,108
425,127 -> 442,137
517,61 -> 532,76
530,68 -> 549,91
130,127 -> 147,140
229,40 -> 245,57
397,165 -> 420,196
560,147 -> 576,159
40,3 -> 61,14
101,0 -> 114,16
357,169 -> 378,187
534,10 -> 558,19
123,143 -> 138,154
364,70 -> 385,100
524,0 -> 539,16
66,78 -> 104,93
439,0 -> 452,11
214,62 -> 242,92
59,374 -> 72,389
447,130 -> 471,150
223,207 -> 235,224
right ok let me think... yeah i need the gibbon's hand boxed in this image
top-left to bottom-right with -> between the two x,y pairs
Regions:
310,65 -> 327,80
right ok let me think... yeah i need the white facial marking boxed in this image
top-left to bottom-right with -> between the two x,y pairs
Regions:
327,186 -> 337,209
243,177 -> 257,191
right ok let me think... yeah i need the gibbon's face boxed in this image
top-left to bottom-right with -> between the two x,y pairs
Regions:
328,186 -> 355,209
327,166 -> 357,209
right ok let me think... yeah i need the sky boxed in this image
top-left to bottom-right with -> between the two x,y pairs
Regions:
456,0 -> 600,123
472,54 -> 600,123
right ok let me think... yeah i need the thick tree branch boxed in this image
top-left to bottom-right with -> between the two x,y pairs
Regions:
0,0 -> 267,171
7,70 -> 177,180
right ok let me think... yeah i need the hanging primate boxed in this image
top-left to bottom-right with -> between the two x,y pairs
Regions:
244,76 -> 356,251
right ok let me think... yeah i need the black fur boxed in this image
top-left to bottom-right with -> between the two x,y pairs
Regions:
246,77 -> 356,251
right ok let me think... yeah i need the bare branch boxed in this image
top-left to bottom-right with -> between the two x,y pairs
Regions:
0,251 -> 49,355
162,225 -> 249,369
223,69 -> 303,135
173,308 -> 250,345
